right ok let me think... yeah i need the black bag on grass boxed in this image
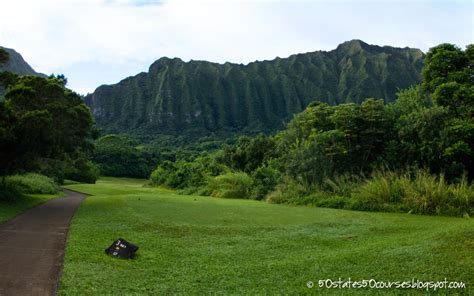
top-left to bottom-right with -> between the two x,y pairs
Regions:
105,238 -> 139,259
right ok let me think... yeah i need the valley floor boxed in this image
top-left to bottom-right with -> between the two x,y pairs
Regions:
60,177 -> 473,295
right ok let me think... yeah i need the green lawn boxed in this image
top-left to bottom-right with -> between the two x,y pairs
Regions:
0,193 -> 60,223
60,177 -> 473,295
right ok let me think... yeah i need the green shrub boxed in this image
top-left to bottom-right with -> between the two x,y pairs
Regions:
266,178 -> 308,204
63,179 -> 81,185
288,192 -> 349,208
35,158 -> 67,184
150,160 -> 189,188
347,198 -> 400,212
0,183 -> 21,201
150,156 -> 227,189
315,195 -> 349,209
4,173 -> 59,195
204,172 -> 252,199
64,159 -> 99,184
150,165 -> 168,185
250,165 -> 281,200
163,161 -> 193,188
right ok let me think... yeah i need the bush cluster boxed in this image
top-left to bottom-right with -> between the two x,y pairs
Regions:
1,173 -> 59,200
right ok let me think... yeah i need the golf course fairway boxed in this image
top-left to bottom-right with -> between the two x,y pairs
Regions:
60,177 -> 473,295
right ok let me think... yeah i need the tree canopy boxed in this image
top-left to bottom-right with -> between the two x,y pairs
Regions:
0,75 -> 97,182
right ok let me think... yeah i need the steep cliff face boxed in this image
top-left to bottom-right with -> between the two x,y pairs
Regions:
85,40 -> 424,137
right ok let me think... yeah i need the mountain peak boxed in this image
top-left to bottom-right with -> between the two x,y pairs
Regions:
149,56 -> 184,72
335,40 -> 390,57
0,46 -> 44,77
340,39 -> 368,46
0,46 -> 46,97
336,39 -> 368,50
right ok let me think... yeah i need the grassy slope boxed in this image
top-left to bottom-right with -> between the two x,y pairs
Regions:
0,193 -> 60,223
60,178 -> 473,295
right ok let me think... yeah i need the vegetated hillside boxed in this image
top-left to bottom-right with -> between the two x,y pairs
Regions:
0,46 -> 43,76
0,46 -> 45,96
85,40 -> 424,139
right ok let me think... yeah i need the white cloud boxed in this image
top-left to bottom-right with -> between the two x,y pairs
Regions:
0,0 -> 472,94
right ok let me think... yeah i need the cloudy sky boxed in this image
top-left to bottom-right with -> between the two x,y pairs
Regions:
0,0 -> 472,94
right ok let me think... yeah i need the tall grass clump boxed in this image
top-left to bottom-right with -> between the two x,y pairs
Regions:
4,173 -> 59,195
403,171 -> 473,216
352,170 -> 473,216
266,175 -> 356,207
449,178 -> 474,216
350,171 -> 409,211
266,177 -> 308,204
203,172 -> 252,199
320,174 -> 362,197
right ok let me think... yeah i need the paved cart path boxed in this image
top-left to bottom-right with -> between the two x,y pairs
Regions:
0,190 -> 86,296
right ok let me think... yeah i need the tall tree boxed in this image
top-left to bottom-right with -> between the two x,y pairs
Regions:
421,43 -> 474,179
0,75 -> 95,181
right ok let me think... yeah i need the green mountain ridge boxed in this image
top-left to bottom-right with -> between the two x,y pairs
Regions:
85,40 -> 424,138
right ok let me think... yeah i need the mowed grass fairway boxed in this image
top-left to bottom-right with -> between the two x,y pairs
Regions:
60,178 -> 473,295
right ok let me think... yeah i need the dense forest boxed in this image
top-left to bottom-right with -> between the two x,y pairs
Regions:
85,40 -> 423,142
